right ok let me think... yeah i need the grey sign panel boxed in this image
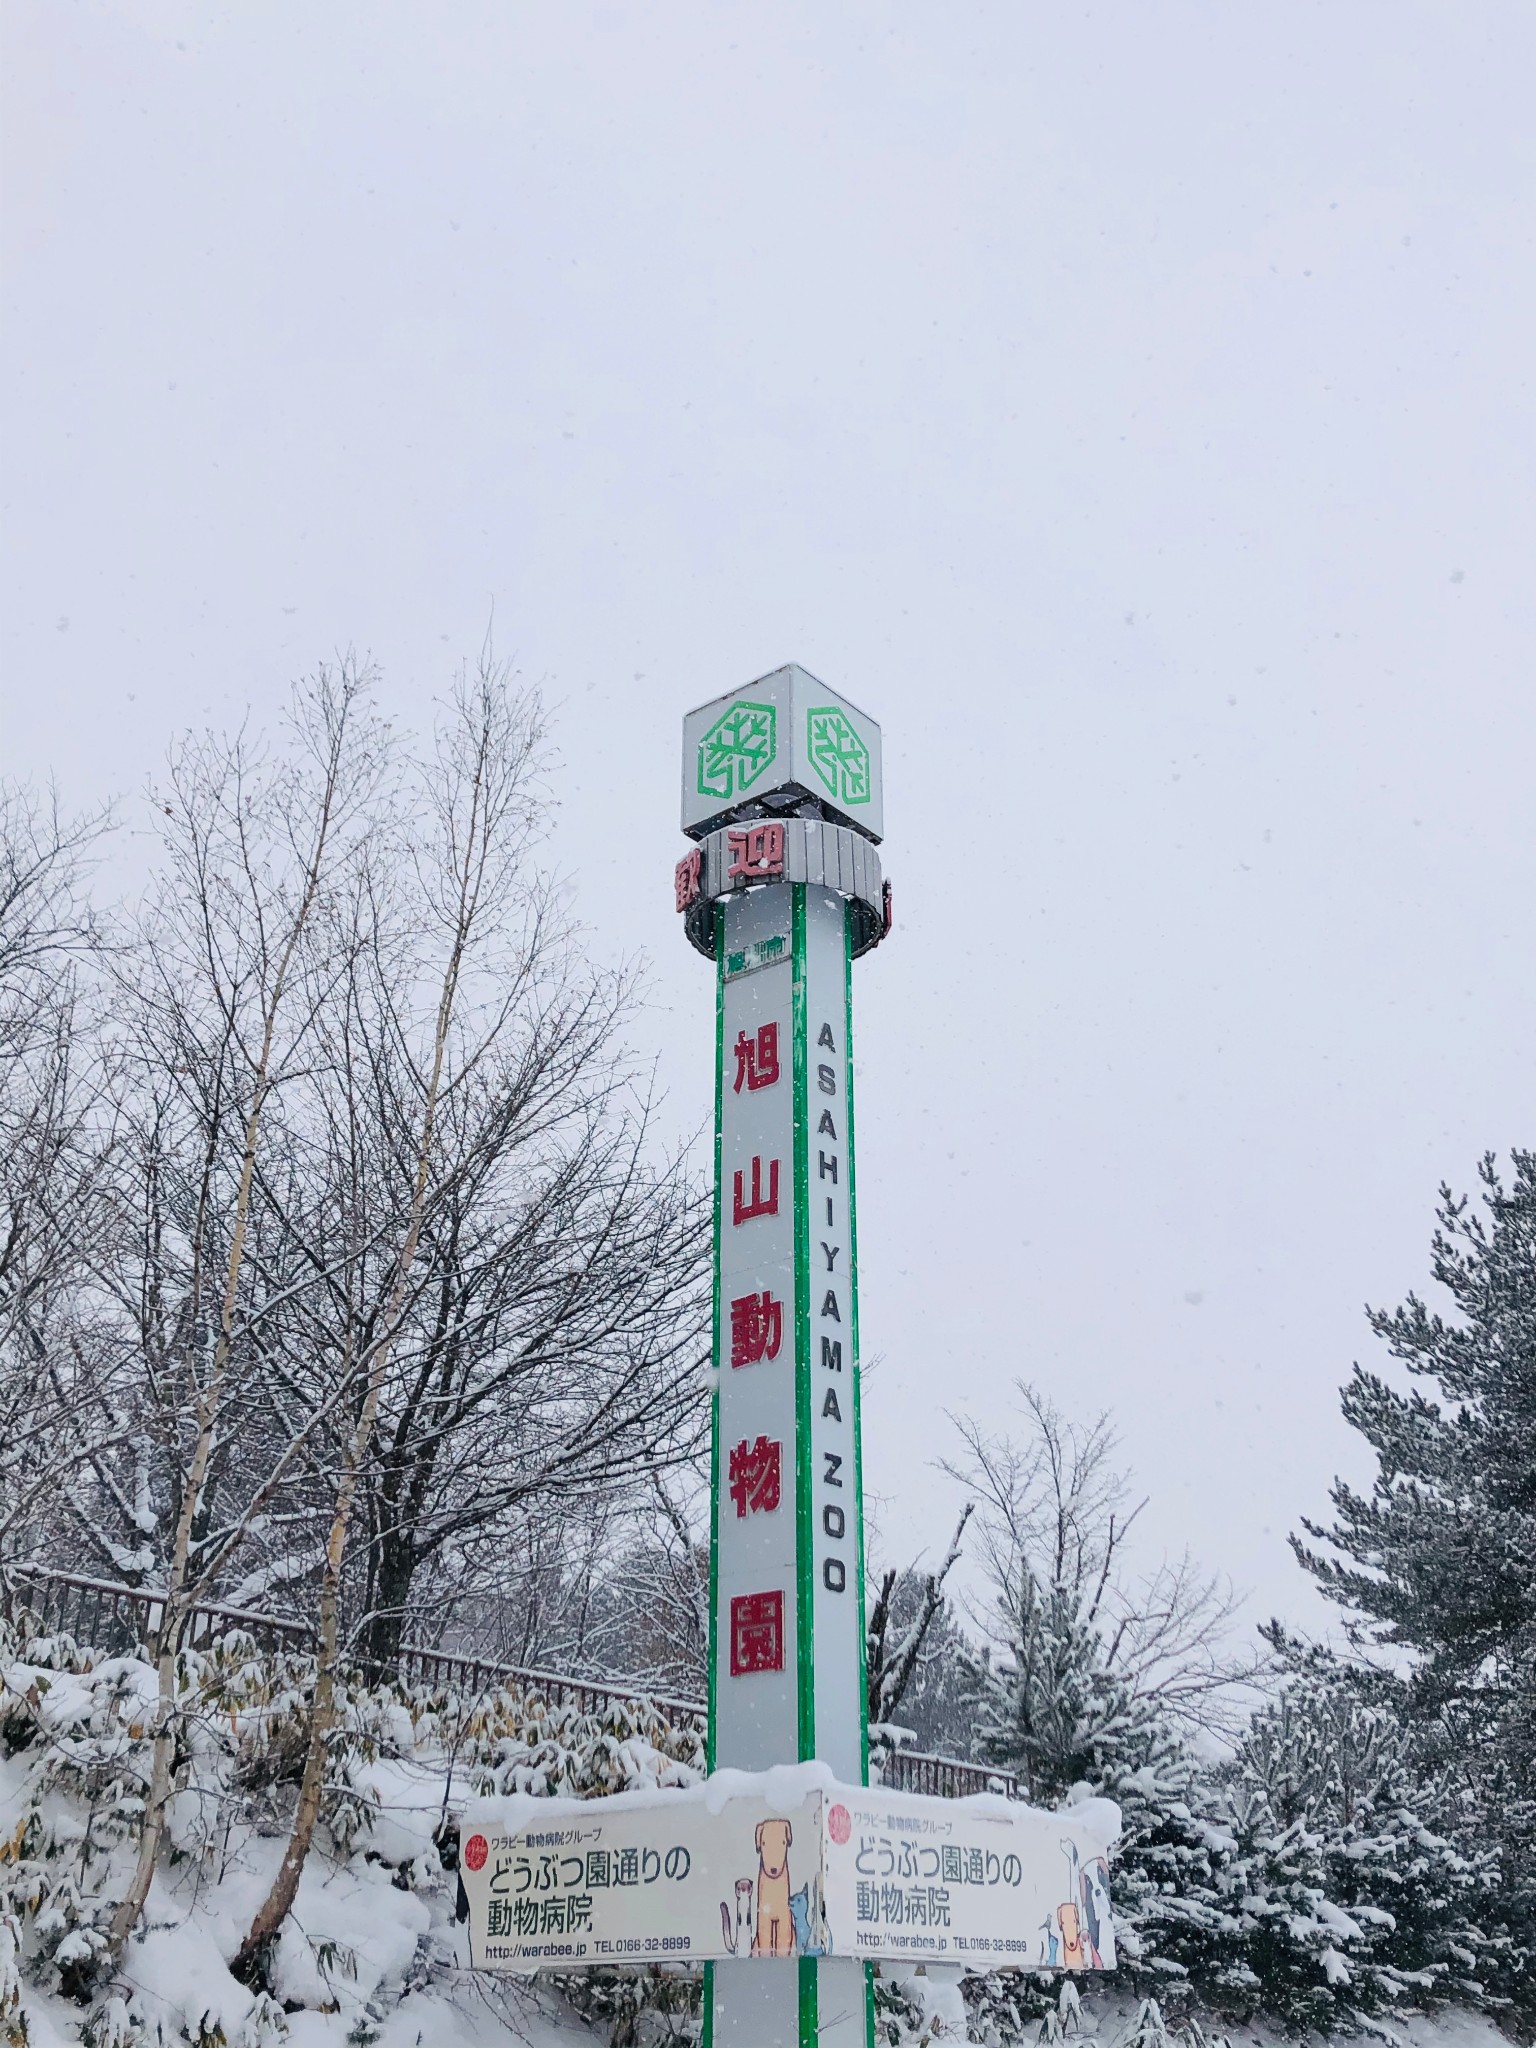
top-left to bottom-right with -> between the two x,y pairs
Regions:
681,821 -> 886,961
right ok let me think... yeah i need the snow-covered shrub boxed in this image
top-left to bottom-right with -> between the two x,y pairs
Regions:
0,1607 -> 714,2043
444,1682 -> 704,1804
1212,1669 -> 1503,2029
2,1906 -> 29,2048
547,1958 -> 699,2042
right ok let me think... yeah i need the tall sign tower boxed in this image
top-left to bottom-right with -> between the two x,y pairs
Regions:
462,675 -> 1119,2004
675,664 -> 889,2047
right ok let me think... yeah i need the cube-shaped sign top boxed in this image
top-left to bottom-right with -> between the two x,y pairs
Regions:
681,665 -> 884,843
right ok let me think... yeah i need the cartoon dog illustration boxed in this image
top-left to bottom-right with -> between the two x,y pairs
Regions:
750,1818 -> 796,1956
1057,1900 -> 1087,1968
1057,1837 -> 1089,1968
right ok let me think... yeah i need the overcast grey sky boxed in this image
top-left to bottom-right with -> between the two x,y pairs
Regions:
4,1 -> 1533,1638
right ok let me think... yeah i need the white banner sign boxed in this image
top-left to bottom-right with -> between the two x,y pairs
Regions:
462,1775 -> 1119,1973
821,1785 -> 1117,1970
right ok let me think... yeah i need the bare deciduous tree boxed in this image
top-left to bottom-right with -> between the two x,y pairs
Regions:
5,659 -> 710,1983
947,1382 -> 1263,1740
866,1503 -> 972,1736
234,659 -> 709,1978
0,787 -> 117,1569
105,665 -> 386,1960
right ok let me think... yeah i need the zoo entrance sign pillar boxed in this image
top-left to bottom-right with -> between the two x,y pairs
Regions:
677,664 -> 889,2047
458,668 -> 1121,2022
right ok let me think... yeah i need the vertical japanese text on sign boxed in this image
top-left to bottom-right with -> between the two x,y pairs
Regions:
730,1289 -> 783,1367
733,1022 -> 780,1092
728,1436 -> 783,1518
732,1155 -> 780,1224
729,1590 -> 785,1676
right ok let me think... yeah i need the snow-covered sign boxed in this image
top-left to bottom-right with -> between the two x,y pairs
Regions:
461,1769 -> 1120,1972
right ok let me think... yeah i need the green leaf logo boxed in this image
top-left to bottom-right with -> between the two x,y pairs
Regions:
697,700 -> 777,802
806,706 -> 870,806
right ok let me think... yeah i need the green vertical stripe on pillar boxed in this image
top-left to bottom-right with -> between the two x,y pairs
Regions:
799,1956 -> 819,2048
707,900 -> 725,1772
791,884 -> 815,1763
702,902 -> 725,2048
846,900 -> 879,2048
844,898 -> 871,1790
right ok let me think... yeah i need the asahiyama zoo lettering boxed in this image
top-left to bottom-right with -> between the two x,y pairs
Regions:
725,1015 -> 853,1621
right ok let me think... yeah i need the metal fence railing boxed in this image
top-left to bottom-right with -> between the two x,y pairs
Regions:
393,1640 -> 708,1732
1,1565 -> 312,1659
880,1748 -> 1018,1801
2,1564 -> 1016,1798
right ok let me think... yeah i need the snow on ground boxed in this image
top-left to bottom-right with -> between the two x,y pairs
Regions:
2,1624 -> 1520,2046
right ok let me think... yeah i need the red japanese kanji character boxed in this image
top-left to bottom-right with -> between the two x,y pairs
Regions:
729,1590 -> 784,1676
726,823 -> 786,881
732,1022 -> 780,1093
729,1289 -> 783,1368
674,849 -> 702,913
732,1155 -> 780,1225
728,1435 -> 782,1518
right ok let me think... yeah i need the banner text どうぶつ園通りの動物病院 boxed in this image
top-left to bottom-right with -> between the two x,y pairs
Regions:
461,1767 -> 1120,1971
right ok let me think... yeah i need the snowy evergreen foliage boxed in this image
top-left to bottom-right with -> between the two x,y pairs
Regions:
962,1570 -> 1229,2004
965,1595 -> 1505,2029
1217,1660 -> 1503,2026
954,1377 -> 1522,2033
1294,1153 -> 1536,2024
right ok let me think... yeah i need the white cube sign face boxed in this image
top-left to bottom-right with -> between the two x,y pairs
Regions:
682,666 -> 884,844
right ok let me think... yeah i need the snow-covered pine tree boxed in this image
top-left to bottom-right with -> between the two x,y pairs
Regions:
1292,1150 -> 1536,2022
953,1390 -> 1260,2006
1218,1662 -> 1501,2027
963,1562 -> 1232,1999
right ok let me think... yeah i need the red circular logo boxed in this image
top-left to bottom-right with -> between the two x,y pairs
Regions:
828,1803 -> 851,1845
463,1833 -> 488,1871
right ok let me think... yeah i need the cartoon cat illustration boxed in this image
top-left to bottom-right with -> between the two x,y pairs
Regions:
789,1873 -> 827,1956
719,1877 -> 754,1955
1079,1856 -> 1112,1967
